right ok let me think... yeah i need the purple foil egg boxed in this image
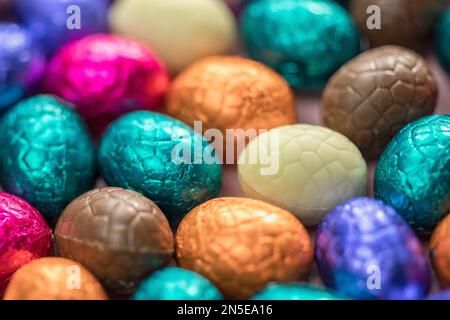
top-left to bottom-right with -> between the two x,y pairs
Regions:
315,197 -> 430,300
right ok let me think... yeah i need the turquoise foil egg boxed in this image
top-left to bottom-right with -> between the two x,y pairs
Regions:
251,284 -> 347,300
375,115 -> 450,234
436,8 -> 450,75
98,111 -> 222,227
241,0 -> 360,90
133,268 -> 223,300
0,95 -> 95,224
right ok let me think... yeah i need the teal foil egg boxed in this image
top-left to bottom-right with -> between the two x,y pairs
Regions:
241,0 -> 360,90
375,115 -> 450,234
0,95 -> 95,224
98,111 -> 222,226
436,8 -> 450,75
251,284 -> 347,300
133,268 -> 223,300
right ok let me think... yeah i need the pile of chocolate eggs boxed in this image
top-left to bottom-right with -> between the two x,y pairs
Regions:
0,0 -> 449,301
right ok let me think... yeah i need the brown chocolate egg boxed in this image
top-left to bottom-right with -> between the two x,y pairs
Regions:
350,0 -> 446,48
166,56 -> 297,160
55,187 -> 174,294
430,214 -> 450,287
322,46 -> 437,157
175,197 -> 313,299
4,257 -> 107,300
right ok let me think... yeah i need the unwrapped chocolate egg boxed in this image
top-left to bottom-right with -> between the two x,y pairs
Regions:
0,23 -> 45,110
430,214 -> 450,287
350,0 -> 446,48
322,46 -> 437,157
133,267 -> 223,300
374,115 -> 450,234
166,56 -> 296,159
238,124 -> 367,226
436,8 -> 450,75
175,197 -> 313,299
251,284 -> 347,300
0,95 -> 95,224
316,197 -> 430,300
241,0 -> 360,90
98,111 -> 222,227
4,257 -> 107,300
55,187 -> 174,294
109,0 -> 237,74
0,192 -> 52,293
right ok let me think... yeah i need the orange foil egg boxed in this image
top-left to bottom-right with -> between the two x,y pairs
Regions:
430,214 -> 450,287
166,56 -> 297,160
175,197 -> 313,299
4,257 -> 108,300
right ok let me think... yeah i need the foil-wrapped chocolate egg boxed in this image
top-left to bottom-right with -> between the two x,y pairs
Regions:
241,0 -> 360,90
43,34 -> 170,137
374,115 -> 450,234
0,95 -> 95,224
436,8 -> 450,75
316,197 -> 430,300
322,46 -> 437,157
238,124 -> 368,226
4,257 -> 107,300
350,0 -> 446,48
430,214 -> 450,287
109,0 -> 237,74
15,0 -> 108,55
251,284 -> 347,300
98,111 -> 222,227
166,56 -> 296,158
0,192 -> 52,293
133,267 -> 223,300
0,23 -> 45,110
55,187 -> 174,294
175,197 -> 313,299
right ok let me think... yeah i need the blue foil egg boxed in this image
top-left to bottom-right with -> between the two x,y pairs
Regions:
0,23 -> 45,110
133,267 -> 223,300
14,0 -> 108,55
251,283 -> 347,300
436,8 -> 450,75
98,111 -> 222,227
0,95 -> 96,224
374,115 -> 450,234
241,0 -> 360,90
315,197 -> 430,300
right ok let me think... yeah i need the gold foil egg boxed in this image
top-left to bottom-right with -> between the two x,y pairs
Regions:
175,197 -> 313,299
4,257 -> 107,300
430,213 -> 450,287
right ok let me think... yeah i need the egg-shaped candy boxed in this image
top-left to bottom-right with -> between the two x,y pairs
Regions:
241,0 -> 360,90
436,8 -> 450,75
251,284 -> 347,300
322,46 -> 437,157
0,95 -> 95,224
0,192 -> 52,293
374,115 -> 450,234
238,124 -> 367,226
176,197 -> 313,299
133,268 -> 223,300
0,23 -> 45,110
55,187 -> 174,294
430,214 -> 450,287
109,0 -> 237,74
4,257 -> 107,300
316,197 -> 430,300
98,111 -> 222,227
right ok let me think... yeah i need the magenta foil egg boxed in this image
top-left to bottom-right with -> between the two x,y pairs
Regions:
43,34 -> 170,136
0,192 -> 53,293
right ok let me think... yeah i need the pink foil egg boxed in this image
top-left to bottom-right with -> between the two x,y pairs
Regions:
0,192 -> 53,293
43,34 -> 170,136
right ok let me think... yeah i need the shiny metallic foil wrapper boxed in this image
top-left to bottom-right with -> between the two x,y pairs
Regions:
436,8 -> 450,75
430,214 -> 450,288
4,257 -> 108,300
176,197 -> 313,300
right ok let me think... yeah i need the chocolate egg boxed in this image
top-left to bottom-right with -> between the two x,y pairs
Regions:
55,187 -> 174,293
109,0 -> 237,74
251,284 -> 347,300
238,124 -> 368,226
175,197 -> 313,299
166,56 -> 297,159
322,46 -> 437,157
350,0 -> 446,48
430,214 -> 450,287
4,257 -> 107,300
